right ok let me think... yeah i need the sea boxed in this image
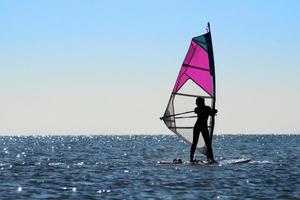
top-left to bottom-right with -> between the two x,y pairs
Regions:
0,134 -> 299,200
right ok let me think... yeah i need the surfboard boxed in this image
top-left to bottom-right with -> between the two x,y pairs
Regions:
218,158 -> 251,165
157,158 -> 251,165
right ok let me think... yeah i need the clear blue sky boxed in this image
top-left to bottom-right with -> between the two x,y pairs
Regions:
0,0 -> 299,134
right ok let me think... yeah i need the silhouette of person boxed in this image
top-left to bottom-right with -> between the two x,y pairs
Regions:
190,97 -> 217,163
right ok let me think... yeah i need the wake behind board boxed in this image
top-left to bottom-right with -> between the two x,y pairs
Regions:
157,158 -> 251,165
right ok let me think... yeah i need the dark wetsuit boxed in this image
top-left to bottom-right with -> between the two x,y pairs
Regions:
190,105 -> 215,161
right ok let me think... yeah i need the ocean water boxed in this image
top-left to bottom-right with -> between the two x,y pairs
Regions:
0,135 -> 299,200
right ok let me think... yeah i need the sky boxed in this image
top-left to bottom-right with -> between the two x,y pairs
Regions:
0,0 -> 299,135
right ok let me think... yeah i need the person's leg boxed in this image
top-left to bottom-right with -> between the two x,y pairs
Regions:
190,127 -> 200,161
201,128 -> 214,161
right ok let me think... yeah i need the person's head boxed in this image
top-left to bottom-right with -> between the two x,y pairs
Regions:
196,97 -> 205,107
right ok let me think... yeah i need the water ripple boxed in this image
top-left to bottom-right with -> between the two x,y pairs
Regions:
0,135 -> 298,199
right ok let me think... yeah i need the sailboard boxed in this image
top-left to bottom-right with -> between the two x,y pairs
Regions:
161,23 -> 216,155
157,158 -> 252,165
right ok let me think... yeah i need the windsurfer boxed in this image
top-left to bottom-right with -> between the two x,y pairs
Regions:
190,97 -> 217,163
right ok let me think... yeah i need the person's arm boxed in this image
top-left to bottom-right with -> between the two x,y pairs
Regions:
208,107 -> 218,116
211,108 -> 218,115
194,107 -> 198,114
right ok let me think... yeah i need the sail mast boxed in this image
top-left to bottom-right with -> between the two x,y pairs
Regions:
207,22 -> 216,143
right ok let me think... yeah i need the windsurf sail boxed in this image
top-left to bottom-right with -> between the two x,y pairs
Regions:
161,23 -> 216,155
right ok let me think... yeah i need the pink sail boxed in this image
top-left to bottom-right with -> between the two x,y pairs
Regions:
173,40 -> 213,96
